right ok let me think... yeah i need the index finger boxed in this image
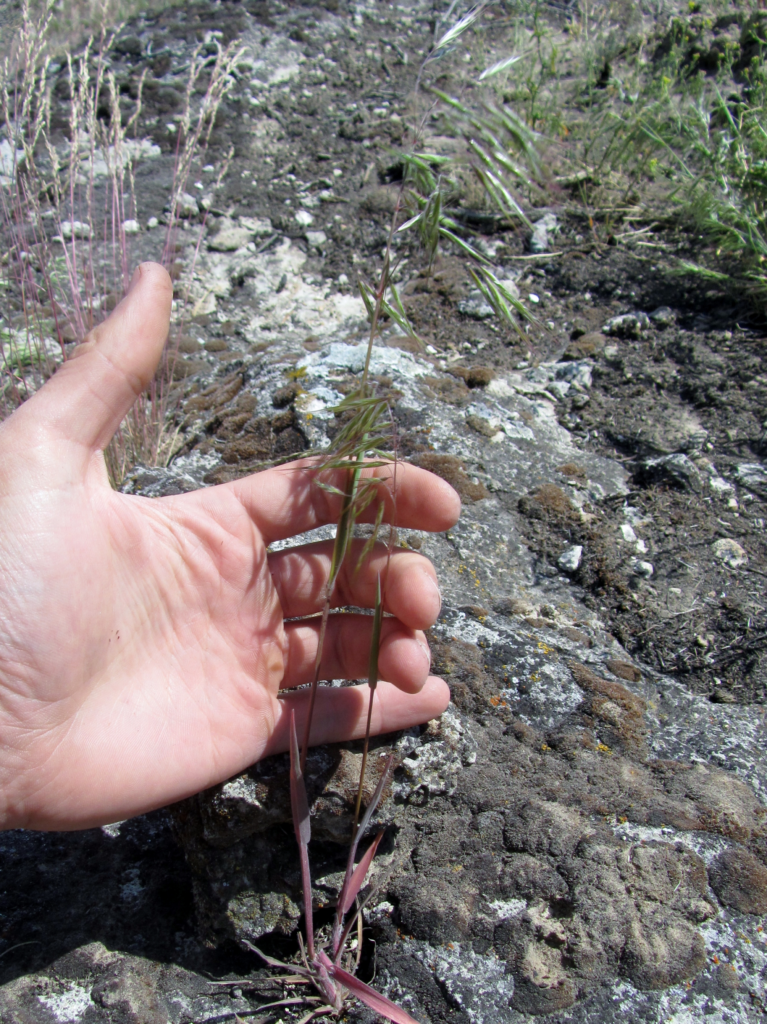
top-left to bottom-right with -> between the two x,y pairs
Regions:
228,457 -> 461,545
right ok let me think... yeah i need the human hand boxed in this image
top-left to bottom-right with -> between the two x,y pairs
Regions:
0,263 -> 460,831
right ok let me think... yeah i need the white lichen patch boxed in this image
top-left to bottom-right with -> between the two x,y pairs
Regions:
405,939 -> 516,1024
611,821 -> 732,865
299,340 -> 429,379
38,981 -> 93,1022
487,898 -> 527,921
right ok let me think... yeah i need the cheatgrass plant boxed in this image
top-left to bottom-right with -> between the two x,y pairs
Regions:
0,0 -> 242,484
222,9 -> 544,1023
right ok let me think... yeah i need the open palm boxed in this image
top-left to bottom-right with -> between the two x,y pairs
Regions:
0,264 -> 460,831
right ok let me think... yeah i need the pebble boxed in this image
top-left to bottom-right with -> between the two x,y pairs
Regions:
558,545 -> 583,572
640,453 -> 703,493
528,212 -> 558,254
208,227 -> 253,251
633,560 -> 654,578
305,230 -> 328,250
122,219 -> 140,234
294,209 -> 314,227
60,220 -> 91,239
177,192 -> 199,218
555,360 -> 592,389
649,306 -> 674,327
712,538 -> 748,569
603,312 -> 650,339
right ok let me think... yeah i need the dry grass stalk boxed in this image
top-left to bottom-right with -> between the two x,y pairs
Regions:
0,0 -> 242,485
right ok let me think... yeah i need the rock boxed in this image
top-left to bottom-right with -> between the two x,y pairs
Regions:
147,216 -> 159,229
554,360 -> 593,389
546,380 -> 570,401
122,219 -> 140,234
528,212 -> 558,254
558,545 -> 583,572
603,312 -> 650,338
239,216 -> 273,237
708,848 -> 767,914
294,209 -> 313,227
638,453 -> 704,493
305,229 -> 327,250
176,192 -> 199,218
60,220 -> 91,239
649,306 -> 675,327
633,559 -> 654,578
712,537 -> 748,569
458,292 -> 494,319
736,462 -> 767,497
208,226 -> 254,251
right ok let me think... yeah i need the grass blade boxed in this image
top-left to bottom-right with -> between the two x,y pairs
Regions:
290,711 -> 315,959
319,952 -> 420,1024
339,831 -> 384,918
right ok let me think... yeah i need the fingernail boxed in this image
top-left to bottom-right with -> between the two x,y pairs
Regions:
127,264 -> 143,293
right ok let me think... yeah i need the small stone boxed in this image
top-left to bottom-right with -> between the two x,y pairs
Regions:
295,209 -> 314,227
528,292 -> 540,304
305,230 -> 328,250
60,220 -> 91,239
649,306 -> 674,327
177,193 -> 199,218
603,312 -> 650,339
555,360 -> 592,389
633,560 -> 654,578
239,216 -> 273,237
208,227 -> 253,251
528,212 -> 558,254
639,453 -> 703,493
736,462 -> 767,498
458,293 -> 494,319
546,381 -> 570,401
147,216 -> 159,229
712,538 -> 748,569
710,687 -> 736,704
122,219 -> 140,234
620,524 -> 638,543
558,545 -> 583,572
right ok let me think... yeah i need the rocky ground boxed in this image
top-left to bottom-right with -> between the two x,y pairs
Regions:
1,0 -> 767,1022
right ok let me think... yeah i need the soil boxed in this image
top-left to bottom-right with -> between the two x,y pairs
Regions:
2,1 -> 767,1022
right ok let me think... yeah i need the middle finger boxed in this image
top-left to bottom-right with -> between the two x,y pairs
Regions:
268,539 -> 441,630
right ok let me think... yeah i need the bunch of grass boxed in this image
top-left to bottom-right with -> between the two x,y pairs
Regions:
0,0 -> 242,485
234,8 -> 543,1022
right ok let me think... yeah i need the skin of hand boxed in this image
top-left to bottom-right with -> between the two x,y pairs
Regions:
0,263 -> 461,832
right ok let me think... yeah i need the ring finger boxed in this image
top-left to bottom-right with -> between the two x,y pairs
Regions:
281,614 -> 432,694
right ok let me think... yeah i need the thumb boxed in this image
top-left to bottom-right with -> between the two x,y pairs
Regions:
31,262 -> 173,452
